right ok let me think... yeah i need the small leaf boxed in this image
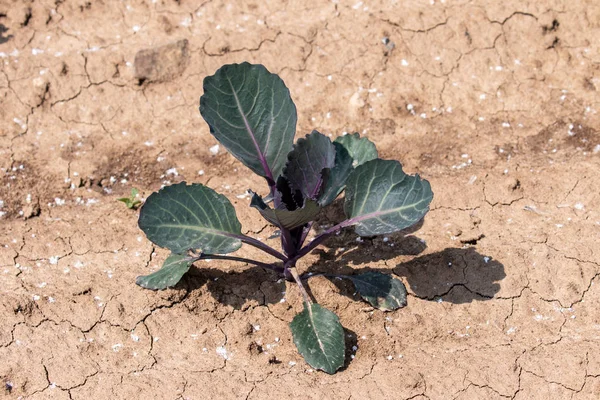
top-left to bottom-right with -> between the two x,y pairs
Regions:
136,253 -> 194,290
290,303 -> 345,374
199,63 -> 297,180
284,130 -> 336,200
347,272 -> 407,311
250,192 -> 320,229
334,132 -> 378,167
344,159 -> 433,236
138,182 -> 242,254
118,188 -> 142,209
318,142 -> 353,206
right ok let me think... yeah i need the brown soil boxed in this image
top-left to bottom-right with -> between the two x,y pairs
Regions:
1,0 -> 600,399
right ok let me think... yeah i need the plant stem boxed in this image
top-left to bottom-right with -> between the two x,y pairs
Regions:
280,227 -> 296,257
287,266 -> 313,305
297,221 -> 314,249
228,233 -> 287,261
194,254 -> 284,274
287,219 -> 353,264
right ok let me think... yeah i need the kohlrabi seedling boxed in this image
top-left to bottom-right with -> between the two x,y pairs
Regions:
136,62 -> 433,374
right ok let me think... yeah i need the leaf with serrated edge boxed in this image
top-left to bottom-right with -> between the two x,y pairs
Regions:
347,272 -> 407,311
290,303 -> 345,374
199,63 -> 297,180
334,132 -> 378,167
250,192 -> 320,229
344,159 -> 433,236
136,253 -> 193,290
318,142 -> 353,206
284,130 -> 336,200
138,182 -> 242,254
274,175 -> 303,210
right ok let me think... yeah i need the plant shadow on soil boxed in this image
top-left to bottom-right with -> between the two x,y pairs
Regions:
178,221 -> 504,309
309,245 -> 505,305
175,223 -> 504,370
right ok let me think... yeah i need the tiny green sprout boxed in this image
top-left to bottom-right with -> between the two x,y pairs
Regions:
118,188 -> 142,209
135,63 -> 433,374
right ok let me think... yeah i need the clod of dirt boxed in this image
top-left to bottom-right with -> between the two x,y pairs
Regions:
248,342 -> 263,356
134,39 -> 190,84
448,226 -> 463,237
243,322 -> 254,336
459,232 -> 484,245
484,175 -> 523,206
0,23 -> 13,44
267,355 -> 280,364
21,201 -> 40,220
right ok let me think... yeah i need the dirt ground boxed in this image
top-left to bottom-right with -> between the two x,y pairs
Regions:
1,0 -> 599,398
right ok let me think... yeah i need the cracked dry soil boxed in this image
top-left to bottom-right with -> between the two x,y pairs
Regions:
1,0 -> 600,399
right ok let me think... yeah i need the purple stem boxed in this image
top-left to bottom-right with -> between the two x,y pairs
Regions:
294,207 -> 404,261
194,254 -> 284,274
226,233 -> 287,261
297,221 -> 314,249
280,227 -> 296,258
287,217 -> 358,265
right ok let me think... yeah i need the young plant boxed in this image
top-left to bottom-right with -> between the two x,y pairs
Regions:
118,187 -> 142,209
136,63 -> 433,374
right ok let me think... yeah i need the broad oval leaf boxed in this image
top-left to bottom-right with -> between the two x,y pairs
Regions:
344,159 -> 433,236
318,142 -> 353,206
199,63 -> 297,180
138,182 -> 242,254
136,253 -> 194,290
250,191 -> 320,230
347,272 -> 407,311
284,130 -> 336,200
334,132 -> 378,167
290,303 -> 345,374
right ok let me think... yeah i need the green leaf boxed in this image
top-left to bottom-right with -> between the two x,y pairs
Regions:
318,142 -> 353,206
199,63 -> 297,180
334,132 -> 378,167
344,159 -> 433,236
318,133 -> 378,206
250,192 -> 320,229
347,272 -> 407,311
138,182 -> 242,254
118,187 -> 142,209
290,303 -> 345,374
136,253 -> 194,290
284,130 -> 336,200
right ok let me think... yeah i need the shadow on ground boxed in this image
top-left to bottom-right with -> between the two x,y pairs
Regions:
177,232 -> 504,308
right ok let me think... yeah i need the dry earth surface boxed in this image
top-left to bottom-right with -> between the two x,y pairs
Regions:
1,0 -> 600,399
